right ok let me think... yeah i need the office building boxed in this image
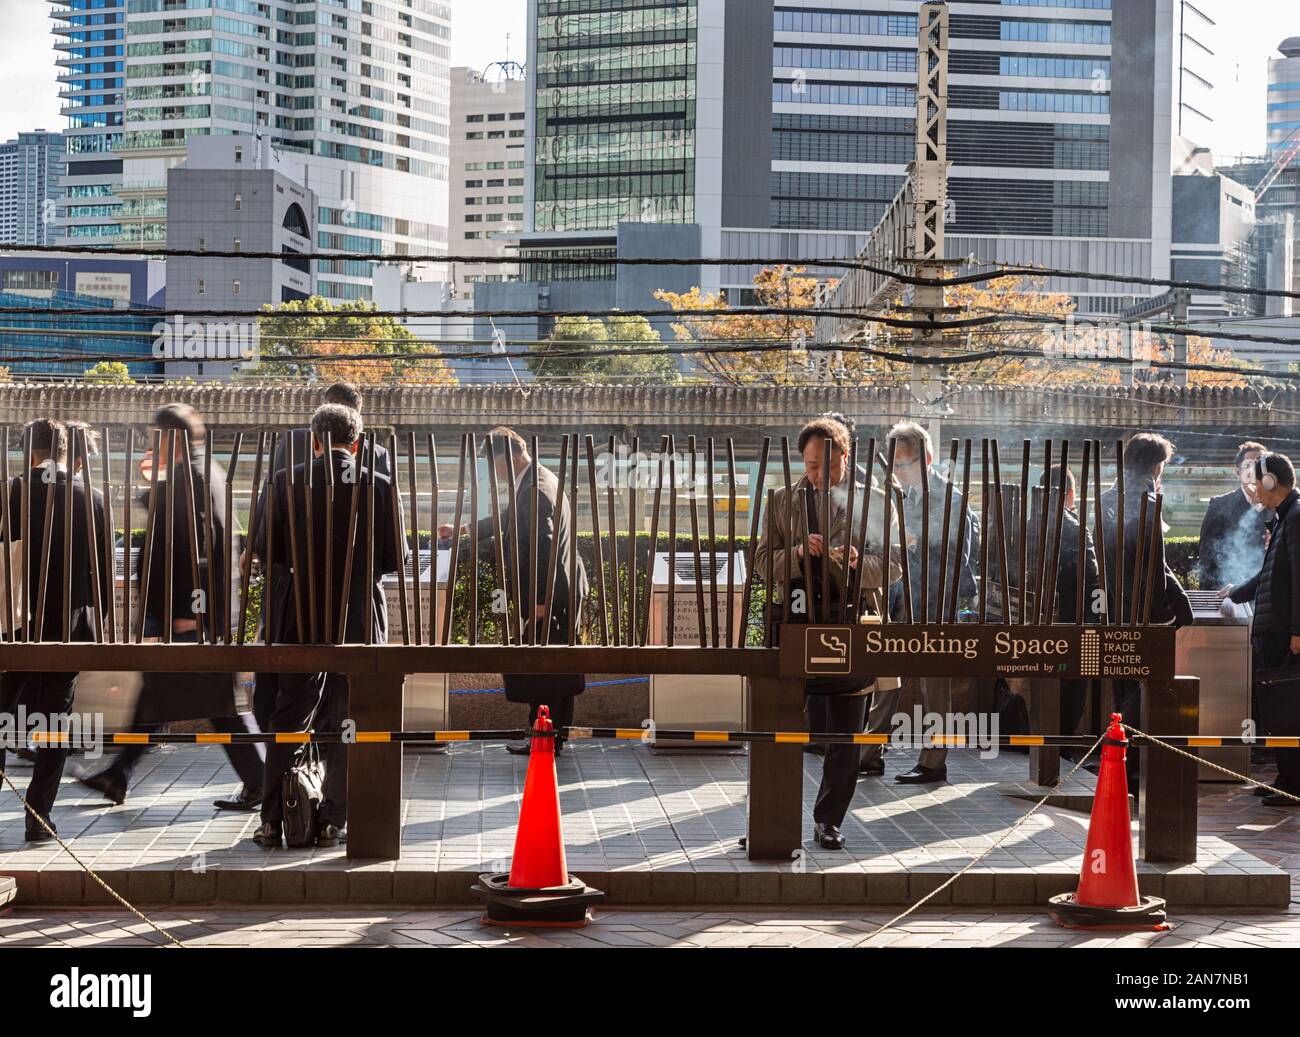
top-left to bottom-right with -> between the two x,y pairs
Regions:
48,0 -> 126,246
450,64 -> 526,299
111,0 -> 450,302
0,131 -> 66,246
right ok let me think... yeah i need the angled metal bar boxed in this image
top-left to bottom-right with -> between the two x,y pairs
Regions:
1076,439 -> 1091,626
1042,440 -> 1070,625
466,433 -> 480,645
178,431 -> 206,645
920,437 -> 930,624
1129,490 -> 1148,628
584,434 -> 607,646
1030,440 -> 1053,627
336,432 -> 364,643
133,428 -> 161,645
161,429 -> 177,644
880,438 -> 897,625
78,429 -> 104,643
1115,440 -> 1126,629
820,435 -> 832,625
1092,440 -> 1109,625
364,433 -> 377,646
1014,441 -> 1029,625
764,488 -> 775,648
628,435 -> 639,647
990,439 -> 1010,625
667,435 -> 678,648
322,430 -> 335,645
484,434 -> 511,646
638,436 -> 667,647
263,432 -> 278,644
736,437 -> 767,649
837,437 -> 857,624
530,436 -> 541,645
936,439 -> 957,626
541,434 -> 568,648
686,436 -> 706,647
426,433 -> 439,646
99,426 -> 117,643
894,485 -> 914,623
236,429 -> 264,646
501,434 -> 523,646
302,430 -> 318,645
1142,494 -> 1163,625
223,432 -> 242,645
442,433 -> 467,646
283,432 -> 306,646
946,439 -> 972,624
725,438 -> 739,648
849,437 -> 876,615
780,437 -> 795,622
389,432 -> 409,646
978,439 -> 989,624
607,434 -> 622,647
567,433 -> 579,647
1,428 -> 14,642
60,430 -> 76,644
202,433 -> 216,643
705,437 -> 718,647
405,432 -> 420,646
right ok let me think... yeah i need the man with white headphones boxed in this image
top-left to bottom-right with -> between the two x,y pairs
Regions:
1219,451 -> 1300,806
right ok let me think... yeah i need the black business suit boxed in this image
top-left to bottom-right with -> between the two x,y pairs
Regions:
252,432 -> 392,728
475,461 -> 588,732
1198,488 -> 1270,591
1230,488 -> 1300,793
0,465 -> 109,833
1100,478 -> 1194,789
1054,508 -> 1100,739
252,446 -> 404,828
97,448 -> 264,792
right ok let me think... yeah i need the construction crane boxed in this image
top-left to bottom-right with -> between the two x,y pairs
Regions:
1255,124 -> 1300,203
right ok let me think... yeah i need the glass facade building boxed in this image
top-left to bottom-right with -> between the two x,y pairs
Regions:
49,0 -> 126,244
104,0 -> 450,302
0,132 -> 67,247
532,0 -> 698,233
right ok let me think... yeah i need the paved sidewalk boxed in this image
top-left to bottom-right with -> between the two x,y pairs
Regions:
0,742 -> 1294,907
2,905 -> 1298,948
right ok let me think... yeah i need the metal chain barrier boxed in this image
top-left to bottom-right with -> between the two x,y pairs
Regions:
0,767 -> 184,948
855,735 -> 1105,946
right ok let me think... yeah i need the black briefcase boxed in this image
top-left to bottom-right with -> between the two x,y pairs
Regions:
282,745 -> 325,848
1258,659 -> 1300,693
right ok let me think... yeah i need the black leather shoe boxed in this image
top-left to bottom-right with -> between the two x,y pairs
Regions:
25,822 -> 56,843
1262,791 -> 1299,808
251,822 -> 283,849
858,756 -> 885,776
214,786 -> 262,812
317,823 -> 345,847
77,769 -> 126,805
505,739 -> 531,755
813,823 -> 845,849
1253,784 -> 1272,797
895,765 -> 947,785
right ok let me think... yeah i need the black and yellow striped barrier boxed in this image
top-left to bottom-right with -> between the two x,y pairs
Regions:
9,729 -> 1300,749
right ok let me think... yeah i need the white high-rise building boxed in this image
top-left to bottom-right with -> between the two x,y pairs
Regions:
114,0 -> 451,302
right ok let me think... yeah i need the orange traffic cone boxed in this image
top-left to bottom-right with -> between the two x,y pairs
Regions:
1049,714 -> 1168,930
471,705 -> 605,927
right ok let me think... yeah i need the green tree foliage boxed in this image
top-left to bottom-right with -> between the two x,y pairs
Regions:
526,313 -> 679,384
83,360 -> 134,385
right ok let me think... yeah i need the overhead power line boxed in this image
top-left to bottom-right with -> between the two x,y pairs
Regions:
4,242 -> 1300,303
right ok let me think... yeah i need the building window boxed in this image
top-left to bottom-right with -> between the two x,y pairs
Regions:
233,238 -> 241,251
234,146 -> 243,164
198,236 -> 206,251
233,279 -> 240,295
197,279 -> 205,294
234,194 -> 242,211
466,114 -> 484,123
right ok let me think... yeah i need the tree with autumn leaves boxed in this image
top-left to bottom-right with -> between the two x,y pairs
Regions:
255,296 -> 457,385
654,266 -> 1253,388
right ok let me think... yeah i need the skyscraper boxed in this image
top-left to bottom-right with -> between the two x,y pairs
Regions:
49,0 -> 126,246
1268,36 -> 1300,154
450,63 -> 527,299
112,0 -> 450,302
0,131 -> 67,247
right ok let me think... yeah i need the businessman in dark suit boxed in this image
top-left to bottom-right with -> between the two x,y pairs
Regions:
249,403 -> 405,849
1198,441 -> 1270,591
439,427 -> 588,755
0,419 -> 110,840
253,382 -> 391,732
78,404 -> 265,810
1100,432 -> 1194,792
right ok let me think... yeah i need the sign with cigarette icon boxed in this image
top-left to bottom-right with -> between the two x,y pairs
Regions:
805,627 -> 852,676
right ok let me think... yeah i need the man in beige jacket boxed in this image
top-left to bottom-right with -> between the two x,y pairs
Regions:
752,416 -> 900,849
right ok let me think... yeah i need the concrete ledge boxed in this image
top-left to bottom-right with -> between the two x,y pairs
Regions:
3,863 -> 1285,910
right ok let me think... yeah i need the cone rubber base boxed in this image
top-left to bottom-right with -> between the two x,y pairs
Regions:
1048,892 -> 1169,931
471,872 -> 605,928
